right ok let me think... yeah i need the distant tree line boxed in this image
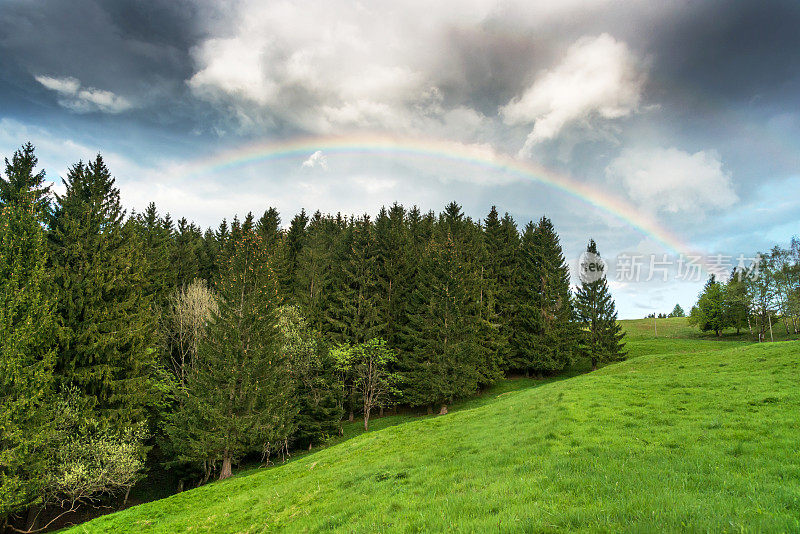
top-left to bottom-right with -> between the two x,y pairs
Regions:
689,244 -> 800,340
645,304 -> 685,320
0,144 -> 626,531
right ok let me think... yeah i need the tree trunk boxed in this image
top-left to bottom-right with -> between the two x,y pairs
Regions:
768,313 -> 774,342
427,406 -> 433,415
591,358 -> 598,372
379,406 -> 384,417
219,453 -> 233,480
308,442 -> 313,450
177,480 -> 184,493
439,404 -> 448,415
348,411 -> 354,422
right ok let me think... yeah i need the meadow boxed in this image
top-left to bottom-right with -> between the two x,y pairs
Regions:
67,318 -> 800,533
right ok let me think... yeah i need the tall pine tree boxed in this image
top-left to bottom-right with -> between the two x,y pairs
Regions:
574,239 -> 626,370
49,155 -> 156,424
174,231 -> 295,479
400,203 -> 483,412
512,217 -> 577,375
0,144 -> 60,520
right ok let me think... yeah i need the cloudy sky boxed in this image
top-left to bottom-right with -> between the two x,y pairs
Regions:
2,0 -> 799,317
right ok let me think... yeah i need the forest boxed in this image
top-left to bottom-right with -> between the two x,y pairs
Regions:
1,143 -> 627,531
687,244 -> 800,341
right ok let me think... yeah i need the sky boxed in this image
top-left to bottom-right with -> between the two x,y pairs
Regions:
2,0 -> 799,318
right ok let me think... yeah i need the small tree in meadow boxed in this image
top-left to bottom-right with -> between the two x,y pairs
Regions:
574,239 -> 626,371
689,275 -> 727,336
668,304 -> 685,317
333,339 -> 398,431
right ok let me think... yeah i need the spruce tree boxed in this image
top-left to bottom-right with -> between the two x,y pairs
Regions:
256,207 -> 282,253
49,155 -> 156,424
509,222 -> 540,374
323,215 -> 379,344
175,231 -> 295,479
400,203 -> 483,412
481,207 -> 518,374
373,203 -> 411,347
296,212 -> 337,331
512,217 -> 577,375
0,144 -> 59,519
669,304 -> 686,318
173,217 -> 201,288
689,275 -> 728,336
344,215 -> 379,342
280,209 -> 309,301
574,239 -> 626,371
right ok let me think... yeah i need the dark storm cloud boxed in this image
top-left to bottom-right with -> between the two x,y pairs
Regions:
649,1 -> 800,104
0,0 -> 204,131
594,1 -> 800,196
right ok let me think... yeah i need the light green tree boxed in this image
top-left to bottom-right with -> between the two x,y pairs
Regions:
332,339 -> 399,431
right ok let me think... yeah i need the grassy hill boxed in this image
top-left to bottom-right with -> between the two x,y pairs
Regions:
68,319 -> 800,532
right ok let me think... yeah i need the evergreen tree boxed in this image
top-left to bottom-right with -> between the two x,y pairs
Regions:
256,207 -> 282,253
669,304 -> 686,318
481,207 -> 518,373
400,203 -> 483,412
173,231 -> 295,480
689,275 -> 728,336
341,215 -> 379,343
512,217 -> 577,374
373,204 -> 411,347
323,215 -> 379,345
296,212 -> 338,331
49,155 -> 156,424
574,239 -> 626,371
280,209 -> 309,301
0,144 -> 59,520
135,202 -> 175,310
242,211 -> 255,234
509,222 -> 539,373
173,217 -> 201,288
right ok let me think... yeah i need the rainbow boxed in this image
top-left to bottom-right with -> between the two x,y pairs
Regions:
182,134 -> 702,258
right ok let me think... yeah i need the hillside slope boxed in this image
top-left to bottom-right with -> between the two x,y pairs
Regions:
69,326 -> 800,533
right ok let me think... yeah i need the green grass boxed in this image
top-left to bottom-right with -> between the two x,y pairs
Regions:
68,319 -> 800,533
622,317 -> 752,359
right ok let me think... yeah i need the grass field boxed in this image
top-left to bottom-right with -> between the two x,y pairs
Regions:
68,319 -> 800,533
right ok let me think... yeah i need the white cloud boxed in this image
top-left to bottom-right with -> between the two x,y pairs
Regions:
501,34 -> 646,155
35,75 -> 133,114
185,1 -> 640,138
187,1 -> 449,133
605,146 -> 738,214
35,75 -> 81,95
301,150 -> 328,170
